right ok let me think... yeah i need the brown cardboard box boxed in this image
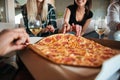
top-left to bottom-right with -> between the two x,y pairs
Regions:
18,38 -> 120,80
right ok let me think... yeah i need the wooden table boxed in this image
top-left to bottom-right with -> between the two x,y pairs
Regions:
17,38 -> 120,80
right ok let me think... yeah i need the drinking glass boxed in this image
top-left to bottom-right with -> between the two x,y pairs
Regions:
94,19 -> 106,39
28,19 -> 42,36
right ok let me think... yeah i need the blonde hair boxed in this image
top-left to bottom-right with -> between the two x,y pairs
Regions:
48,0 -> 55,9
26,0 -> 48,21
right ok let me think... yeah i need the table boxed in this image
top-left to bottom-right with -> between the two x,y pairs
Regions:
17,37 -> 120,80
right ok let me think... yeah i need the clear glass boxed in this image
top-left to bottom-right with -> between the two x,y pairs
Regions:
28,18 -> 42,36
94,19 -> 106,39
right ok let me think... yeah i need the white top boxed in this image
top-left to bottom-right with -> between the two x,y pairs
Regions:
107,1 -> 120,40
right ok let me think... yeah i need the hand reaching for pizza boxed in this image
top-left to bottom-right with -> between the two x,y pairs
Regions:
71,23 -> 82,37
61,23 -> 82,36
61,22 -> 71,34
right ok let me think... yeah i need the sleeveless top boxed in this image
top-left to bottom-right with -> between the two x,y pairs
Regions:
67,5 -> 93,27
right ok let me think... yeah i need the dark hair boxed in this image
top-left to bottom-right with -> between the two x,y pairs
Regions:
74,0 -> 92,14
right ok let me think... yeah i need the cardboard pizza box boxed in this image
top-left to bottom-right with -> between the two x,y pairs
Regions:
18,38 -> 120,80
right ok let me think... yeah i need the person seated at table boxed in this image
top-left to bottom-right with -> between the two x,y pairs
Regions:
60,0 -> 93,36
21,0 -> 57,37
107,0 -> 120,40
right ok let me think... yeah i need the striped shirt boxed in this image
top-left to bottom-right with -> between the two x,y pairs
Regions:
21,4 -> 57,37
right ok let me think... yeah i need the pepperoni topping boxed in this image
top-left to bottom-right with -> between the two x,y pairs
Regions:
53,43 -> 61,46
64,35 -> 70,39
87,58 -> 97,62
44,38 -> 52,42
68,49 -> 75,53
63,57 -> 74,62
62,42 -> 68,45
101,55 -> 110,60
56,35 -> 61,40
77,38 -> 81,42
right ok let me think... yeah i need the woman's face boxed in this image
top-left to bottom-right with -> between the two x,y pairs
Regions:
75,0 -> 87,7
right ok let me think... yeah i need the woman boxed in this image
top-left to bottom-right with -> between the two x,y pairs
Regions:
61,0 -> 93,36
21,0 -> 57,37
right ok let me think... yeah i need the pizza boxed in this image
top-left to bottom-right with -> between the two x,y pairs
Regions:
28,33 -> 118,67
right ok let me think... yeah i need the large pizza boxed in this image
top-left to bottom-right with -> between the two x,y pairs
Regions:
29,33 -> 118,67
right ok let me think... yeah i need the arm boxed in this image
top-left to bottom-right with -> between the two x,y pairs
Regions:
60,8 -> 71,33
107,3 -> 120,31
64,8 -> 71,24
48,8 -> 57,28
46,5 -> 57,33
81,18 -> 92,35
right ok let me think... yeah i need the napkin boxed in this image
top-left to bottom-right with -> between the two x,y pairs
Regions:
95,54 -> 120,80
30,37 -> 42,44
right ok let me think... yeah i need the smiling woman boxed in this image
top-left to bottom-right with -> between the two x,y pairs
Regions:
59,0 -> 93,36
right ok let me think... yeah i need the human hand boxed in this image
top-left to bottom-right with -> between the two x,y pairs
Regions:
0,28 -> 30,56
45,25 -> 55,33
47,25 -> 55,33
61,22 -> 71,33
71,23 -> 82,37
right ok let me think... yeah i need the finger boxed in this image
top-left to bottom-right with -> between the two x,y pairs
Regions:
72,23 -> 75,31
10,44 -> 26,51
76,25 -> 81,37
13,29 -> 30,45
46,26 -> 51,29
62,24 -> 67,34
49,26 -> 55,32
44,28 -> 49,32
72,23 -> 75,26
66,25 -> 70,32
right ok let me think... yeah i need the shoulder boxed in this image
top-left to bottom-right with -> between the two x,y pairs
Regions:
89,10 -> 93,17
67,5 -> 74,9
67,4 -> 75,12
86,10 -> 93,19
48,4 -> 55,14
108,1 -> 120,10
48,4 -> 54,10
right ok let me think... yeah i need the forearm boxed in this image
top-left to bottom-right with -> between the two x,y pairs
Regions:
81,19 -> 91,35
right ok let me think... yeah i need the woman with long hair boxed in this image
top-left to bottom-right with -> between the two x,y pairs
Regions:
21,0 -> 57,37
61,0 -> 93,36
